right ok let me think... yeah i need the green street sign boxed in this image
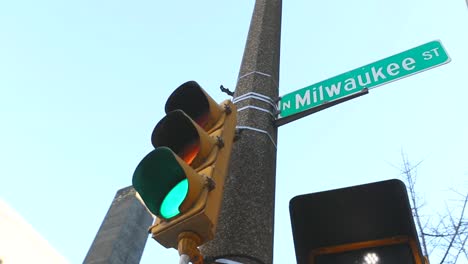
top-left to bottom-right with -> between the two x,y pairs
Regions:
279,40 -> 451,119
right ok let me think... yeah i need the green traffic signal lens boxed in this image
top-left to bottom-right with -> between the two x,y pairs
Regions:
132,147 -> 187,218
160,179 -> 189,219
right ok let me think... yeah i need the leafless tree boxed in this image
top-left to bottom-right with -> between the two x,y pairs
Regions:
396,152 -> 467,264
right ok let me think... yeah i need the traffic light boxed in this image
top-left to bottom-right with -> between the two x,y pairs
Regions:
289,179 -> 427,264
132,81 -> 237,252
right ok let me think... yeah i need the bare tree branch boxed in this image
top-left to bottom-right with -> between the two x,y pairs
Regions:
439,203 -> 461,263
451,194 -> 468,263
399,151 -> 428,256
396,152 -> 467,263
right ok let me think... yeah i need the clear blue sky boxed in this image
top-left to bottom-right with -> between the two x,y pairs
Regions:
1,1 -> 467,263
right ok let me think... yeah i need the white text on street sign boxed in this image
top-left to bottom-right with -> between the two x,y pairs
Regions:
279,40 -> 450,119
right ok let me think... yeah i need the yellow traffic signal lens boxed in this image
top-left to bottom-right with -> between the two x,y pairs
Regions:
152,110 -> 215,168
180,141 -> 200,165
160,179 -> 189,219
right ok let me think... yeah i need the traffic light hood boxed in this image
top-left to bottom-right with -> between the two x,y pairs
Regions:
165,81 -> 223,132
151,110 -> 217,169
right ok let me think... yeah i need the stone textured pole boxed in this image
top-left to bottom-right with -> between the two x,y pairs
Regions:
84,186 -> 153,264
201,1 -> 282,263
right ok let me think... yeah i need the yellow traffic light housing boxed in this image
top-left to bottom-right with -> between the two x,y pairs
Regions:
132,81 -> 237,250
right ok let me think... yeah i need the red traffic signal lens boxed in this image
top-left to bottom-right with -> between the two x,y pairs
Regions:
179,141 -> 200,165
165,81 -> 210,128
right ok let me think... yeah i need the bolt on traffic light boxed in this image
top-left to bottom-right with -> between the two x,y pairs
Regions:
132,81 -> 237,252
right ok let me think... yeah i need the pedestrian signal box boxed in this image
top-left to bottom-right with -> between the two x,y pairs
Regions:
289,179 -> 426,264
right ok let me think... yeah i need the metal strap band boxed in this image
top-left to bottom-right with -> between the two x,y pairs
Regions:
238,71 -> 279,90
214,259 -> 242,264
235,91 -> 274,102
233,92 -> 278,110
237,105 -> 276,119
238,71 -> 271,79
236,125 -> 277,149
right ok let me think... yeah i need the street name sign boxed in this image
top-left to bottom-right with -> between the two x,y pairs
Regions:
278,40 -> 451,120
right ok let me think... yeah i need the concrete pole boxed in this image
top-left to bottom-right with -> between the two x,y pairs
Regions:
83,186 -> 153,264
201,1 -> 282,263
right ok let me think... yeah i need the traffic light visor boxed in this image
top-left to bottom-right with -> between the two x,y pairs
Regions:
151,110 -> 216,168
132,147 -> 204,219
165,81 -> 223,131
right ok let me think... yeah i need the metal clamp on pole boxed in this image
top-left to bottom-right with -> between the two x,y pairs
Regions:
178,232 -> 204,264
220,85 -> 235,96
